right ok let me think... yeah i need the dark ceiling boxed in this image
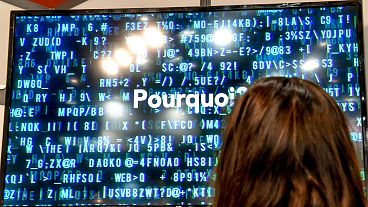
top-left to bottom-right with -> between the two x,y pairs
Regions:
0,0 -> 88,9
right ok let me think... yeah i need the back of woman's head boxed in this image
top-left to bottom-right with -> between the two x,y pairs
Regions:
214,77 -> 366,207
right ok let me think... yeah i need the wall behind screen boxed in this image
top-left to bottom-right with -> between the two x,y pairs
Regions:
0,0 -> 367,159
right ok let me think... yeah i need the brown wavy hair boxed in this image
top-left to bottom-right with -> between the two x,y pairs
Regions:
214,77 -> 366,207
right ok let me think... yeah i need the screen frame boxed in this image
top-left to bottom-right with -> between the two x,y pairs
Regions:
1,0 -> 366,206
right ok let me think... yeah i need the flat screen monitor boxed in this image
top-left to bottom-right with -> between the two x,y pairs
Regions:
1,1 -> 366,206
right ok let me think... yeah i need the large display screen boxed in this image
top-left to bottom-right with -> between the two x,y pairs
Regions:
1,1 -> 366,206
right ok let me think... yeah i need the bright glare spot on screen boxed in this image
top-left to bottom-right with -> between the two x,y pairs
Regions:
144,28 -> 165,48
126,36 -> 146,55
114,49 -> 132,66
136,55 -> 148,64
105,101 -> 124,118
102,58 -> 119,75
69,77 -> 79,85
182,29 -> 194,35
302,59 -> 319,71
170,56 -> 182,63
213,29 -> 233,46
319,41 -> 327,47
167,108 -> 185,118
66,100 -> 77,105
141,16 -> 149,21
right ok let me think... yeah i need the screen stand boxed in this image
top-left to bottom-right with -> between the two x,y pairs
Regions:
200,0 -> 211,7
0,85 -> 5,105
